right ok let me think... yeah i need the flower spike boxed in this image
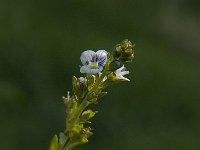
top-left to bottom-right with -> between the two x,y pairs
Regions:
49,39 -> 134,150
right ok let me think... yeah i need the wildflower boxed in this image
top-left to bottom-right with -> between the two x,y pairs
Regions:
115,65 -> 130,81
49,40 -> 134,150
80,50 -> 108,74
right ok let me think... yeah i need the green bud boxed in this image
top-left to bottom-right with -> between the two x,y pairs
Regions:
109,60 -> 122,71
121,39 -> 133,49
112,39 -> 134,63
72,76 -> 88,100
122,49 -> 133,57
69,124 -> 83,141
113,44 -> 122,58
81,109 -> 96,122
68,125 -> 92,145
81,127 -> 93,138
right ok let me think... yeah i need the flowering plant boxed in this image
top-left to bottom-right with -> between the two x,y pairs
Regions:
49,39 -> 134,150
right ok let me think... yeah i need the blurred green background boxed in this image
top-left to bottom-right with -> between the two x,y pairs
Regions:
0,0 -> 200,149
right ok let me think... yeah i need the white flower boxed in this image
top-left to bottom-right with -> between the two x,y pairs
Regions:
80,50 -> 108,74
115,65 -> 130,81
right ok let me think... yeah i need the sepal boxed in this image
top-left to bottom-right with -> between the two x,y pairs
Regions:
80,109 -> 96,122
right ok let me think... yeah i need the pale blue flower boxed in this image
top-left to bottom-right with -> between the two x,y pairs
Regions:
80,50 -> 108,74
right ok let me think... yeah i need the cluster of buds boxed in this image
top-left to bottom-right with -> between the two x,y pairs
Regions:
112,39 -> 134,63
68,125 -> 93,144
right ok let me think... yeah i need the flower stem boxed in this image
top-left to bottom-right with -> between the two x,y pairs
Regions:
63,141 -> 76,150
62,71 -> 107,150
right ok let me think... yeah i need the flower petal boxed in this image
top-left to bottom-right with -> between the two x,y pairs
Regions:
80,66 -> 103,74
96,50 -> 108,66
80,66 -> 87,73
115,65 -> 130,81
80,50 -> 96,65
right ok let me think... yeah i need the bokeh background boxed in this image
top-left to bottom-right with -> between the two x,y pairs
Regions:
0,0 -> 200,150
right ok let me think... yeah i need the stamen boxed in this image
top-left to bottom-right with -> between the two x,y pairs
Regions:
89,62 -> 99,69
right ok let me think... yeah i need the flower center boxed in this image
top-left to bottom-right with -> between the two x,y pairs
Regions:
88,62 -> 98,69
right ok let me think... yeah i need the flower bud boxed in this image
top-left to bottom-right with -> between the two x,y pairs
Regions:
109,60 -> 122,71
112,44 -> 122,58
80,109 -> 96,122
112,39 -> 134,63
121,39 -> 133,49
72,76 -> 88,100
79,127 -> 93,144
81,127 -> 93,138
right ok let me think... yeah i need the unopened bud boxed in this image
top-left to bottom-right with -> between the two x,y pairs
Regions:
72,76 -> 88,100
109,60 -> 122,71
81,127 -> 93,138
81,109 -> 96,121
112,39 -> 134,63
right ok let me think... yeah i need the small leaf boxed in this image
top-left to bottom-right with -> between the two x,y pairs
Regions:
49,134 -> 58,150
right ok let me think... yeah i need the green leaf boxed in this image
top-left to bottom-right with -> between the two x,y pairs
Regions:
49,134 -> 58,150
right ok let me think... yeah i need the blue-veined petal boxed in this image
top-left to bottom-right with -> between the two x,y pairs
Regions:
80,50 -> 96,65
80,65 -> 103,74
96,50 -> 107,66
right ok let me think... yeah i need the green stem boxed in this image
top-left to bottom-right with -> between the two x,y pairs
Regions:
63,141 -> 76,150
73,71 -> 106,121
63,71 -> 107,149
